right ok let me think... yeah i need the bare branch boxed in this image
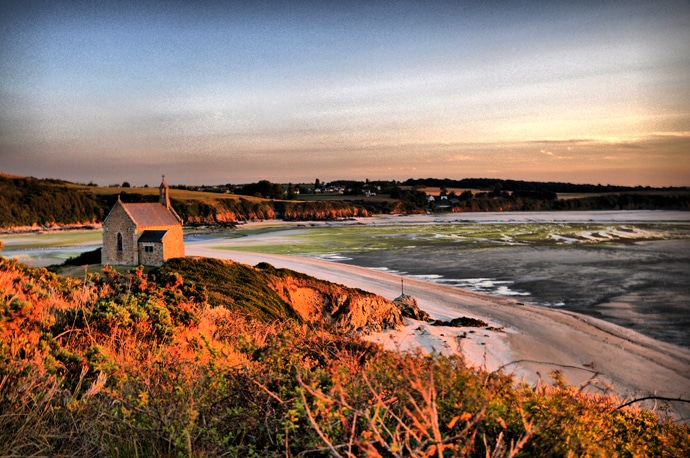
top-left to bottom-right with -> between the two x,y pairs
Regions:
616,395 -> 690,410
296,371 -> 344,458
493,359 -> 600,376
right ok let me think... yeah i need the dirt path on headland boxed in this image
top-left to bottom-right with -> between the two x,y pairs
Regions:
186,244 -> 690,419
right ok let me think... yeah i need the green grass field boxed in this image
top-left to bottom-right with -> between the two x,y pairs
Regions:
65,182 -> 271,204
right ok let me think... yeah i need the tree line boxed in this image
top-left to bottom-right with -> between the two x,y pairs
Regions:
400,177 -> 686,193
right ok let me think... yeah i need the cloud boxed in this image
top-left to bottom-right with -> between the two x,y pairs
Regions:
649,131 -> 690,138
444,155 -> 473,162
526,132 -> 690,152
528,139 -> 595,145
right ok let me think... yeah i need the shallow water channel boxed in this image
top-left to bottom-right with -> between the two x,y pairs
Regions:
336,240 -> 690,349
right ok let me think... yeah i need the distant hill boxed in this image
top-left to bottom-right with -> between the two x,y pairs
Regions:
0,175 -> 372,229
400,178 -> 690,212
1,174 -> 687,230
0,175 -> 105,228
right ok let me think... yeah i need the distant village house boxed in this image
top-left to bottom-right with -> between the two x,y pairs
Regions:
101,176 -> 185,266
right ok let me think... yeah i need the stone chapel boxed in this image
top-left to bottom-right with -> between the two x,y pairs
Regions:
101,176 -> 185,266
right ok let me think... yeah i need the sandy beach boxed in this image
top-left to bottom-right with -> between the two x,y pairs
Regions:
188,242 -> 690,419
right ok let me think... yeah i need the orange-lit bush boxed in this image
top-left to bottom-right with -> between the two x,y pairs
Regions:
1,256 -> 688,456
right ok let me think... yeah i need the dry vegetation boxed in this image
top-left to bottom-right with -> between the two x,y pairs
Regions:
1,256 -> 688,456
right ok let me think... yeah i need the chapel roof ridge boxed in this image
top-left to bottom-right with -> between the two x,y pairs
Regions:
120,200 -> 181,227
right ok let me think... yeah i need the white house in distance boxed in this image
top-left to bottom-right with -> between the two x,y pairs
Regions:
101,176 -> 185,266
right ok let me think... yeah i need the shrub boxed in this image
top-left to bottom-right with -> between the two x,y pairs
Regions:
0,256 -> 688,456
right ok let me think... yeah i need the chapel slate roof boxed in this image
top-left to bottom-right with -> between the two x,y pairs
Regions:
121,202 -> 181,227
138,230 -> 168,243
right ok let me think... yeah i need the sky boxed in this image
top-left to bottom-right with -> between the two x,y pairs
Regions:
1,0 -> 689,187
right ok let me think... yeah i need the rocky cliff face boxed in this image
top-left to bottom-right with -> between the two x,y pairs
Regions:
393,294 -> 431,321
281,206 -> 369,221
183,207 -> 277,225
267,273 -> 404,335
392,293 -> 489,328
178,199 -> 379,225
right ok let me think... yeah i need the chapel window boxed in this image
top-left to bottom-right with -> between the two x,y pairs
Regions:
117,233 -> 123,252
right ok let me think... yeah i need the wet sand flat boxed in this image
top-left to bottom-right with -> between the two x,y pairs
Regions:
339,239 -> 690,349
